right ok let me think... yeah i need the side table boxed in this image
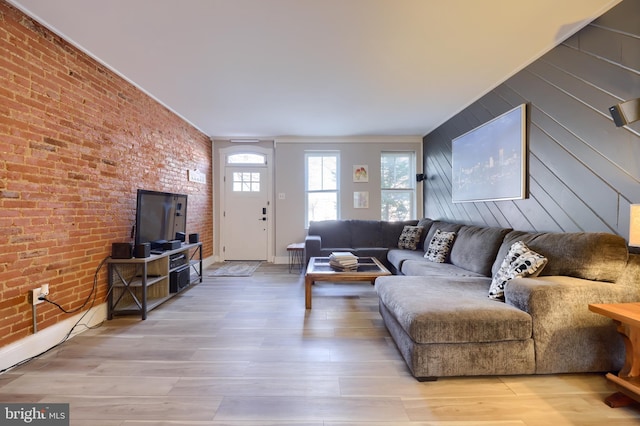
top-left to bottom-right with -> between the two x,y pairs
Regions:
286,242 -> 304,273
589,302 -> 640,407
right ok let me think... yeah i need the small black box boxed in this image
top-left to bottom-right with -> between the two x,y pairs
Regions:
134,243 -> 150,258
175,232 -> 186,242
150,240 -> 168,250
163,240 -> 181,250
188,233 -> 199,243
111,242 -> 133,259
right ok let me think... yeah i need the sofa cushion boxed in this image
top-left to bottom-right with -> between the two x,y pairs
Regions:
398,225 -> 423,250
387,248 -> 425,272
492,231 -> 628,283
308,220 -> 351,248
489,241 -> 548,301
401,260 -> 486,277
353,248 -> 389,265
449,225 -> 512,276
376,276 -> 532,344
424,229 -> 456,262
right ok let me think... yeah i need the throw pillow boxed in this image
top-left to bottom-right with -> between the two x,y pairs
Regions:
424,229 -> 456,263
398,225 -> 423,250
489,241 -> 548,301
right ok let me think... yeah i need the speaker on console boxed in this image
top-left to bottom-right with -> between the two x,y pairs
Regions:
188,233 -> 199,243
170,264 -> 190,293
175,232 -> 186,242
134,242 -> 150,258
111,242 -> 133,259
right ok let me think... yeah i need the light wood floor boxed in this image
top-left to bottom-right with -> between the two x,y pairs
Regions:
2,263 -> 640,425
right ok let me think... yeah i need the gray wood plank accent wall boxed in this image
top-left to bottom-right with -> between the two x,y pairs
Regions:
423,0 -> 640,242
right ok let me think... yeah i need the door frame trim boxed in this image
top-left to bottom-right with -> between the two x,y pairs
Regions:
218,145 -> 274,262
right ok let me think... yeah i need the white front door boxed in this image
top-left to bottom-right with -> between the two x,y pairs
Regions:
222,164 -> 270,260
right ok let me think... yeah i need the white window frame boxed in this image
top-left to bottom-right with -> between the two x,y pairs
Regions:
381,151 -> 417,221
305,151 -> 340,227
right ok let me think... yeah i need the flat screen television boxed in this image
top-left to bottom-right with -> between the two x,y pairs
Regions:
135,189 -> 188,249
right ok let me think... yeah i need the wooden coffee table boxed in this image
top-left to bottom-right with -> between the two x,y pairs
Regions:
589,302 -> 640,407
305,256 -> 391,309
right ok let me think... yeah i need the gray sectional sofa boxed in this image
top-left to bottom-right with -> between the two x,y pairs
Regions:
305,218 -> 640,380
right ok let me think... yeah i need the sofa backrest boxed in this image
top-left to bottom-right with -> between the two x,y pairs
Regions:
449,225 -> 512,276
308,219 -> 420,249
416,218 -> 435,249
423,221 -> 463,251
308,220 -> 352,248
348,220 -> 383,247
380,219 -> 420,248
492,230 -> 629,283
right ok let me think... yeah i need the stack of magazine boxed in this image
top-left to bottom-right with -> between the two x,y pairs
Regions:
329,252 -> 358,271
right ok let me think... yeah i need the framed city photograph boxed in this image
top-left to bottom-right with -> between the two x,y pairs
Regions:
452,104 -> 527,203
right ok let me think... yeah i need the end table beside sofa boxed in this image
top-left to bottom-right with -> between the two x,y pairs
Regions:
305,218 -> 640,381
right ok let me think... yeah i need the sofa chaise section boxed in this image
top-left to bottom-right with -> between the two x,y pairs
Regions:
377,275 -> 535,378
377,221 -> 640,379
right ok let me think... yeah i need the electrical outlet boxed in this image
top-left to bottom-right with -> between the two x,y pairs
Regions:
30,284 -> 49,305
31,288 -> 44,305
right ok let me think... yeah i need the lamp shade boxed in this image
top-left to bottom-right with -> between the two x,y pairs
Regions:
630,204 -> 640,247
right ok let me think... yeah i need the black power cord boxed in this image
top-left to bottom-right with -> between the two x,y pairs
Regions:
0,256 -> 109,374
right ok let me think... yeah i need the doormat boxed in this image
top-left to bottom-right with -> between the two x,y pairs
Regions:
208,261 -> 262,277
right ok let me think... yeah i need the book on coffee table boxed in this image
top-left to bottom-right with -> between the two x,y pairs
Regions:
329,252 -> 358,270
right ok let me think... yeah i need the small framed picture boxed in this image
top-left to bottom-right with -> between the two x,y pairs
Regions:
354,191 -> 369,209
353,165 -> 369,182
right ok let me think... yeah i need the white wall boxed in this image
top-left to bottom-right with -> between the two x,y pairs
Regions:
273,136 -> 423,263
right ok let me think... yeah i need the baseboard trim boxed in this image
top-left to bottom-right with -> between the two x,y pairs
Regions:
0,303 -> 107,372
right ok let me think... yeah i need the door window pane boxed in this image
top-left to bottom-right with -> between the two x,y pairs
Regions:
232,171 -> 260,192
227,153 -> 266,164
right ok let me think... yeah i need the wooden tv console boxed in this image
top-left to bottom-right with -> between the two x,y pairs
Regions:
107,242 -> 202,320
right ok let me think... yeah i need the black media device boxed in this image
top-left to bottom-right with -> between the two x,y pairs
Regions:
135,189 -> 188,251
163,240 -> 181,251
175,232 -> 186,242
188,233 -> 199,243
169,253 -> 187,269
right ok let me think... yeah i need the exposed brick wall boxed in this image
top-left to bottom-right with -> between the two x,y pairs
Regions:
0,1 -> 213,347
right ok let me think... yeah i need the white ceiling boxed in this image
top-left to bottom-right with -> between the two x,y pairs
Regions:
9,0 -> 621,138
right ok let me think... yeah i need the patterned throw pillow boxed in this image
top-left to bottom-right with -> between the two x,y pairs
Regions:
398,225 -> 424,250
489,241 -> 548,301
424,229 -> 456,263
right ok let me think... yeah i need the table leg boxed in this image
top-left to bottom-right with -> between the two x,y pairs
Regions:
305,276 -> 313,309
604,322 -> 640,407
296,250 -> 303,272
605,390 -> 636,408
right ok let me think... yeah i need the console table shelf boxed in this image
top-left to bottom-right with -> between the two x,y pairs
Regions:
107,242 -> 202,320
